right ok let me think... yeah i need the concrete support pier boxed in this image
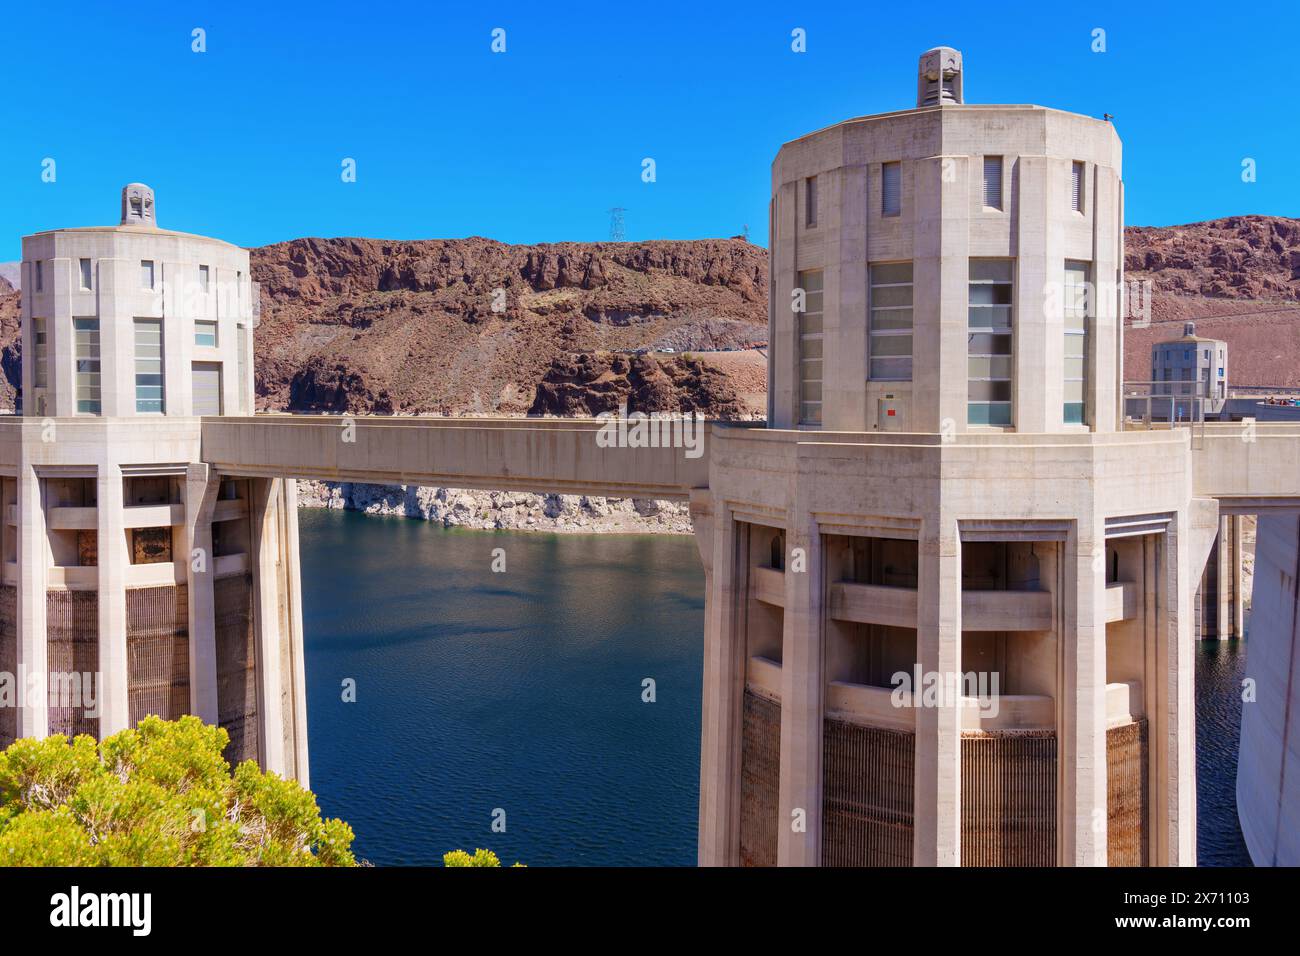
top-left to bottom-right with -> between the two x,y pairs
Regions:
1198,514 -> 1245,640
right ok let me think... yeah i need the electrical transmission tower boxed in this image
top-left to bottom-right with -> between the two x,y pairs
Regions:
608,207 -> 626,242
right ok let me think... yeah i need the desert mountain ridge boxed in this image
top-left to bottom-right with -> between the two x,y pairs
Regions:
0,215 -> 1298,415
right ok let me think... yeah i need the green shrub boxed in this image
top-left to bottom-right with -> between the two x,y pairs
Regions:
0,715 -> 355,866
443,848 -> 523,867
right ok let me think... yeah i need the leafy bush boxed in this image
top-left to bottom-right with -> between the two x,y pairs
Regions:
0,715 -> 355,866
443,848 -> 523,867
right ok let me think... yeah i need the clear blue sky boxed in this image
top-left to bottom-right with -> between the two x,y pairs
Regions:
3,0 -> 1296,260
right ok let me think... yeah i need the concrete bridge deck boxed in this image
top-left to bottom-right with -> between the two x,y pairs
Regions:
198,414 -> 713,501
4,416 -> 1298,509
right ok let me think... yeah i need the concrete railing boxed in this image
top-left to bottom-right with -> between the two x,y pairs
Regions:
1105,582 -> 1137,622
745,655 -> 782,703
749,566 -> 784,606
122,503 -> 184,529
1106,680 -> 1143,726
829,581 -> 918,628
212,498 -> 248,522
47,506 -> 99,530
959,694 -> 1054,731
124,561 -> 183,588
214,552 -> 249,577
826,680 -> 915,732
200,415 -> 711,501
961,589 -> 1053,632
826,679 -> 1056,732
1190,423 -> 1300,508
47,565 -> 98,590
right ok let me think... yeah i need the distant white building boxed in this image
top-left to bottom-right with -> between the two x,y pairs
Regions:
1151,321 -> 1227,407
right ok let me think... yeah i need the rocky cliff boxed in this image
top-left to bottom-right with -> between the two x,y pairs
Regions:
0,275 -> 20,410
251,236 -> 767,416
296,481 -> 691,534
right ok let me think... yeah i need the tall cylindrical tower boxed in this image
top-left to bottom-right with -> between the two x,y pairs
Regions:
698,49 -> 1198,869
2,186 -> 307,784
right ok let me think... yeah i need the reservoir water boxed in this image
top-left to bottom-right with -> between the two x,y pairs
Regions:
300,509 -> 1252,866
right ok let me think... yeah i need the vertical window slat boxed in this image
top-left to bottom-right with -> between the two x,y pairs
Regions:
797,269 -> 824,426
881,163 -> 901,217
983,157 -> 1003,209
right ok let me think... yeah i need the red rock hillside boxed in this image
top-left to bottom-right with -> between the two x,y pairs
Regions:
1125,216 -> 1300,386
251,237 -> 767,415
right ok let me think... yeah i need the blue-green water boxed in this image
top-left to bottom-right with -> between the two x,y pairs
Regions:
1195,639 -> 1252,866
298,509 -> 704,866
299,509 -> 1250,866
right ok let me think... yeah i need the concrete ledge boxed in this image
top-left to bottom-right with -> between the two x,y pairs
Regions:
212,498 -> 248,522
829,581 -> 918,627
1106,680 -> 1143,726
214,552 -> 249,577
745,655 -> 782,703
960,694 -> 1055,731
826,680 -> 916,732
48,565 -> 97,590
962,589 -> 1053,632
47,506 -> 98,530
824,681 -> 1053,732
122,503 -> 184,529
124,561 -> 183,587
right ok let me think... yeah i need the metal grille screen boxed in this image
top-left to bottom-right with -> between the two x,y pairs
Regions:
215,574 -> 259,766
961,731 -> 1057,866
1107,719 -> 1149,866
46,590 -> 99,739
740,689 -> 780,867
126,585 -> 190,726
0,586 -> 16,748
822,718 -> 915,866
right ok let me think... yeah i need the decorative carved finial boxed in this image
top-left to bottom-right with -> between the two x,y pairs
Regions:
120,183 -> 156,227
917,47 -> 963,107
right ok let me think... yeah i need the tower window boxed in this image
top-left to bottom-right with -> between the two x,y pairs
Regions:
796,269 -> 824,426
869,262 -> 913,381
805,176 -> 818,228
1071,162 -> 1085,212
141,259 -> 155,289
967,259 -> 1014,426
882,163 -> 901,217
195,320 -> 218,348
34,261 -> 43,292
33,318 -> 48,388
79,258 -> 92,290
1063,260 -> 1091,425
74,318 -> 101,414
134,319 -> 165,413
983,157 -> 1003,209
199,264 -> 210,293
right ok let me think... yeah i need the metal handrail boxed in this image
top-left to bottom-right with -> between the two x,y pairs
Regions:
1121,380 -> 1207,446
